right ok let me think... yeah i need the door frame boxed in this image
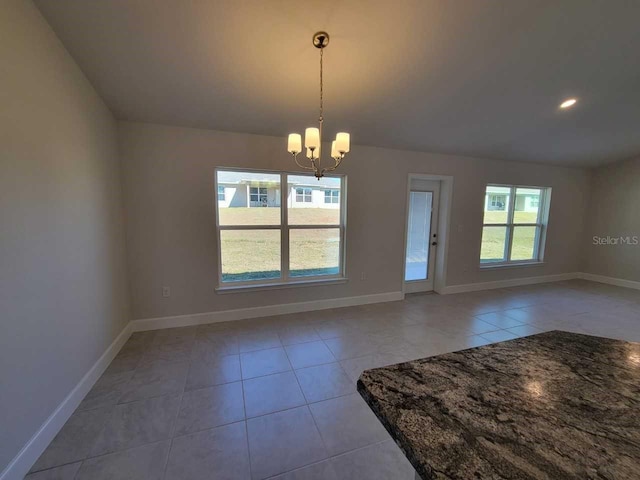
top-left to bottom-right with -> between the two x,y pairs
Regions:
402,174 -> 454,294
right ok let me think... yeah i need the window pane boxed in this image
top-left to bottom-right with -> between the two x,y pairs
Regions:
483,186 -> 511,223
220,230 -> 280,282
510,226 -> 538,261
480,226 -> 508,263
290,228 -> 340,277
405,191 -> 432,281
217,170 -> 281,225
514,188 -> 542,223
288,175 -> 341,225
324,190 -> 339,204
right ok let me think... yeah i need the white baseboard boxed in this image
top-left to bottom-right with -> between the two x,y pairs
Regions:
131,291 -> 404,332
1,322 -> 132,480
437,272 -> 581,295
578,272 -> 640,290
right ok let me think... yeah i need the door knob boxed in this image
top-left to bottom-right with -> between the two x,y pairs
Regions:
431,242 -> 438,246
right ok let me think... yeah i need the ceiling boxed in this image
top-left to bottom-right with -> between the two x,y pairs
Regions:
35,0 -> 640,167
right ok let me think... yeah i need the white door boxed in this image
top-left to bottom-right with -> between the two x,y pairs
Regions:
404,179 -> 440,293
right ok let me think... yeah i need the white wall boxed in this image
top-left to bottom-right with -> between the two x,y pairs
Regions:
120,121 -> 590,321
584,157 -> 640,282
0,0 -> 130,473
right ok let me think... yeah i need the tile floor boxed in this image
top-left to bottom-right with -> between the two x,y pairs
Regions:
26,280 -> 640,479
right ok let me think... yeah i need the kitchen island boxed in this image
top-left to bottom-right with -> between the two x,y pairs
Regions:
358,331 -> 640,479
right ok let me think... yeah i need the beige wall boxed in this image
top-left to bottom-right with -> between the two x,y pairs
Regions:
0,0 -> 129,472
584,157 -> 640,282
120,121 -> 590,320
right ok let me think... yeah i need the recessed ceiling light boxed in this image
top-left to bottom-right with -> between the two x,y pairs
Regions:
559,98 -> 577,109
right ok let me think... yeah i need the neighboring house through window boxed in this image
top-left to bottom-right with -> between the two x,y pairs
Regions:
217,185 -> 225,202
480,184 -> 551,266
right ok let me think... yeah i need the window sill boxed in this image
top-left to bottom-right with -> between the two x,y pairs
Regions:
479,261 -> 545,270
216,277 -> 349,294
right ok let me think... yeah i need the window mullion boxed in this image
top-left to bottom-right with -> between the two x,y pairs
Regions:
219,225 -> 281,230
507,186 -> 516,224
505,187 -> 517,261
505,225 -> 514,262
281,173 -> 289,281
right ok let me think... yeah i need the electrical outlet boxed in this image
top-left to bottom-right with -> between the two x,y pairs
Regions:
360,272 -> 366,281
162,286 -> 171,298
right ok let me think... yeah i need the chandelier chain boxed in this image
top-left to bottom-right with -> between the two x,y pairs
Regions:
319,46 -> 323,123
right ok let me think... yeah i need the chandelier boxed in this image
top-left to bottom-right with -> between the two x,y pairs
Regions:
287,32 -> 350,179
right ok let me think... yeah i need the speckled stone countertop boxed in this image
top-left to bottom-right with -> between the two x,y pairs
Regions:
357,331 -> 640,479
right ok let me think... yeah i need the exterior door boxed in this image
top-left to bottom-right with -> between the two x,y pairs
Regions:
404,179 -> 440,293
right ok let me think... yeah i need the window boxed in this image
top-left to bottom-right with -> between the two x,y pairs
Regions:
296,187 -> 312,203
215,169 -> 345,287
489,195 -> 506,209
324,189 -> 339,204
217,185 -> 226,202
480,185 -> 551,266
250,187 -> 268,205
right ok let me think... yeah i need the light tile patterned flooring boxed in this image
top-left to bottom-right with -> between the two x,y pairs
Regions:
26,280 -> 640,479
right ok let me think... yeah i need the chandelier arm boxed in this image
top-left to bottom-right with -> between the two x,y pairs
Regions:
292,153 -> 316,171
321,155 -> 344,175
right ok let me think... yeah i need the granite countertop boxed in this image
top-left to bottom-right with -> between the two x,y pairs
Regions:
357,331 -> 640,480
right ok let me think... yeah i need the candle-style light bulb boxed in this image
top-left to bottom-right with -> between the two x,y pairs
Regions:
305,128 -> 320,149
331,141 -> 339,159
288,133 -> 301,154
336,132 -> 350,153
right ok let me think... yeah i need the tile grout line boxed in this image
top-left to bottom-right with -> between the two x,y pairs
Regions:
263,437 -> 397,479
70,341 -> 149,477
160,359 -> 189,480
240,373 -> 254,480
281,340 -> 332,467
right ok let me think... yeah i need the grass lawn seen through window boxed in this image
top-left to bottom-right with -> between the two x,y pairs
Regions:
219,208 -> 340,281
481,211 -> 539,263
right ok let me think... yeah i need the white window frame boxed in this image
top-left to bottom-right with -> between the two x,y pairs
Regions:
324,189 -> 340,204
480,184 -> 551,268
214,167 -> 347,291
